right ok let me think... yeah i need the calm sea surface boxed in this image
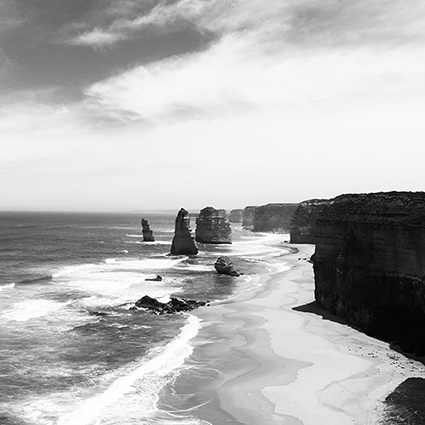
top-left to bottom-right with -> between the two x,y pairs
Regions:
0,211 -> 286,425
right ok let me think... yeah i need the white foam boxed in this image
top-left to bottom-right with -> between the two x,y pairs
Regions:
57,315 -> 201,425
2,299 -> 69,322
104,258 -> 116,264
0,283 -> 15,291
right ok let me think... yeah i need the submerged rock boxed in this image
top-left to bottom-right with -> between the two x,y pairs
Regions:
141,218 -> 155,242
214,256 -> 240,276
313,191 -> 425,355
134,295 -> 206,314
145,275 -> 162,281
170,208 -> 198,256
195,207 -> 232,244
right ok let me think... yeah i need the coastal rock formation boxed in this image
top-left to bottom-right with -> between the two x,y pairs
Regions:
214,256 -> 240,276
290,199 -> 330,244
195,207 -> 232,244
252,203 -> 299,233
141,218 -> 155,242
229,209 -> 243,223
242,206 -> 257,229
134,295 -> 206,314
313,191 -> 425,354
170,208 -> 198,256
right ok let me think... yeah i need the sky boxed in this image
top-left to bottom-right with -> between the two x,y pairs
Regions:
1,0 -> 425,212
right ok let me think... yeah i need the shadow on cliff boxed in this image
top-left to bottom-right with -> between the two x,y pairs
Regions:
293,301 -> 348,326
293,302 -> 425,365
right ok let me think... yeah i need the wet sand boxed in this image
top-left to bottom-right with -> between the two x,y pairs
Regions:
192,240 -> 425,425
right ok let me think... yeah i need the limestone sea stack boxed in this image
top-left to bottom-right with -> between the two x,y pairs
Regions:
252,203 -> 299,233
242,206 -> 257,229
141,218 -> 155,242
229,209 -> 244,223
313,191 -> 425,354
195,207 -> 232,244
170,208 -> 198,256
290,199 -> 330,244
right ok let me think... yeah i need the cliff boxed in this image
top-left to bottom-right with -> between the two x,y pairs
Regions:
195,207 -> 232,244
252,203 -> 299,233
141,218 -> 155,242
290,199 -> 329,244
242,206 -> 257,229
313,191 -> 425,354
229,209 -> 243,223
170,208 -> 198,255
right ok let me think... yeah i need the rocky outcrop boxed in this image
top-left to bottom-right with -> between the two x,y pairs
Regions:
313,191 -> 425,354
170,208 -> 198,256
290,199 -> 330,244
214,256 -> 240,276
134,295 -> 207,314
195,207 -> 232,244
242,206 -> 257,229
229,209 -> 244,223
141,218 -> 155,242
252,203 -> 299,233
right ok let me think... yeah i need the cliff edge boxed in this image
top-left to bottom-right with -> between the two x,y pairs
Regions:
313,191 -> 425,354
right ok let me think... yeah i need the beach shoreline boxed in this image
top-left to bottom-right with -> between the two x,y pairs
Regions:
190,240 -> 425,425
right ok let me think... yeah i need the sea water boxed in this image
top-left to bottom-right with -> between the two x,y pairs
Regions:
0,211 -> 288,425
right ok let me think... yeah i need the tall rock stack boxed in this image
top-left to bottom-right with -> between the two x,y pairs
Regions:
141,218 -> 155,242
313,191 -> 425,354
195,207 -> 232,244
229,209 -> 244,223
252,203 -> 299,233
289,199 -> 329,244
242,206 -> 257,229
170,208 -> 198,255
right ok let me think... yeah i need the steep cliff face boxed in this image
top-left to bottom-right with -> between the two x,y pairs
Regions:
141,218 -> 155,242
195,207 -> 232,244
252,203 -> 298,233
170,208 -> 198,255
242,206 -> 257,229
313,192 -> 425,354
229,209 -> 243,223
290,199 -> 329,244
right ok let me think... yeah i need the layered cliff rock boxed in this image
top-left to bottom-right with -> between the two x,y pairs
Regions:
252,203 -> 298,233
195,207 -> 232,244
313,192 -> 425,354
290,199 -> 329,244
229,209 -> 243,223
242,206 -> 257,229
170,208 -> 198,256
141,218 -> 155,242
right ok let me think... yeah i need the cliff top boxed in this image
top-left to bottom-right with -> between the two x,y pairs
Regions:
319,192 -> 425,226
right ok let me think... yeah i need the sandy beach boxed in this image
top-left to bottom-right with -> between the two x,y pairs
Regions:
192,238 -> 425,425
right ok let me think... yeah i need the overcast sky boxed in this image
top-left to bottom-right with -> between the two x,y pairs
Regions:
1,0 -> 424,212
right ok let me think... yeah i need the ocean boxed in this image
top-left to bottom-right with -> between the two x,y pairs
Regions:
0,211 -> 288,425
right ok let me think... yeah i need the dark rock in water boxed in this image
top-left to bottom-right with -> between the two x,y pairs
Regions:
170,208 -> 198,256
242,206 -> 257,229
141,218 -> 155,242
195,207 -> 232,244
134,295 -> 206,314
214,256 -> 240,276
145,275 -> 163,281
290,199 -> 330,244
313,191 -> 425,355
229,209 -> 244,223
253,203 -> 299,233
